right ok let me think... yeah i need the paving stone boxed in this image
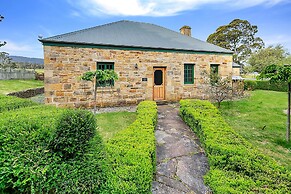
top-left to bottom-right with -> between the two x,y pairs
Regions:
156,158 -> 177,178
152,181 -> 187,194
157,176 -> 190,193
176,155 -> 210,194
152,104 -> 211,194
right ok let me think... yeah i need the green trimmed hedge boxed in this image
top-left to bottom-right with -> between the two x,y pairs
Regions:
0,95 -> 38,112
102,101 -> 157,193
180,99 -> 291,193
244,80 -> 288,92
0,106 -> 105,193
50,109 -> 97,159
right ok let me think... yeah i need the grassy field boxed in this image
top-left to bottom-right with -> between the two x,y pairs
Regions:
0,79 -> 44,94
220,90 -> 291,170
95,111 -> 137,140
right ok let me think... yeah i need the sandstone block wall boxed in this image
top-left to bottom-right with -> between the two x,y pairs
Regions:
43,45 -> 233,108
232,67 -> 240,76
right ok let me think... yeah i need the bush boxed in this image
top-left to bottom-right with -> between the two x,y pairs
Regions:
50,109 -> 96,159
244,80 -> 288,92
0,106 -> 105,193
180,99 -> 291,193
0,106 -> 64,193
102,101 -> 157,194
0,94 -> 38,112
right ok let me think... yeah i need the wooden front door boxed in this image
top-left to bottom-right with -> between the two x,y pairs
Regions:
153,67 -> 165,100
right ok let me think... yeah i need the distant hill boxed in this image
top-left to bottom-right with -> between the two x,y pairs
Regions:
10,56 -> 43,65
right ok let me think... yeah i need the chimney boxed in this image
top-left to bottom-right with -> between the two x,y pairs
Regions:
180,25 -> 191,37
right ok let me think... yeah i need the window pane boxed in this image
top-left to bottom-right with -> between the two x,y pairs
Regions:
184,64 -> 194,84
211,64 -> 219,74
96,62 -> 115,86
154,70 -> 163,85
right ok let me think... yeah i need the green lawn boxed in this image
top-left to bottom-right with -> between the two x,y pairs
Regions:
0,79 -> 44,95
220,90 -> 291,170
95,111 -> 137,140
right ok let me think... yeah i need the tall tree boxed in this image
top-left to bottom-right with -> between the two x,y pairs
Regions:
0,15 -> 14,69
248,45 -> 289,72
0,15 -> 6,47
207,19 -> 264,67
260,64 -> 291,143
0,52 -> 16,69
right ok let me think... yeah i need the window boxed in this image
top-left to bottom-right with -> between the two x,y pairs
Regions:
97,62 -> 114,71
210,64 -> 219,75
210,64 -> 219,83
96,62 -> 114,87
184,64 -> 194,84
154,70 -> 163,85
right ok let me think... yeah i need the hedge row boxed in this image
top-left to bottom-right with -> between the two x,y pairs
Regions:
102,101 -> 157,193
180,99 -> 291,193
244,80 -> 288,92
0,105 -> 105,193
0,94 -> 38,112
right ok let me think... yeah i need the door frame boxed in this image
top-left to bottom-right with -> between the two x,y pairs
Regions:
153,67 -> 166,101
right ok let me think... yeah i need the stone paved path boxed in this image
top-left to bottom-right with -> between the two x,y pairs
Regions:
152,104 -> 210,194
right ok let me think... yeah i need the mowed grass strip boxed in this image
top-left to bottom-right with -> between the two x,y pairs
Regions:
220,90 -> 291,170
0,79 -> 44,95
95,111 -> 137,140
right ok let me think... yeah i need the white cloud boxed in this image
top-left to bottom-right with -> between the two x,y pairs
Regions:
67,0 -> 288,17
0,40 -> 43,58
263,34 -> 291,52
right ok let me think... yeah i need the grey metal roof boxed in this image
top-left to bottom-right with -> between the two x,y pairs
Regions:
40,20 -> 232,54
232,76 -> 244,80
232,62 -> 241,68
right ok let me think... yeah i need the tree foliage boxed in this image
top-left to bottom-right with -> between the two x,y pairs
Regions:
259,64 -> 291,143
200,71 -> 234,108
0,14 -> 14,69
81,69 -> 118,113
0,15 -> 6,47
0,52 -> 16,69
248,45 -> 290,72
207,19 -> 264,66
81,70 -> 118,84
259,64 -> 291,83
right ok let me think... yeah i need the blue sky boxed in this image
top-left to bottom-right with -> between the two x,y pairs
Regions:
1,0 -> 291,58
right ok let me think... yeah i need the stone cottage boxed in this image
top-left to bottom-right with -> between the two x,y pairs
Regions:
232,62 -> 241,77
39,20 -> 233,108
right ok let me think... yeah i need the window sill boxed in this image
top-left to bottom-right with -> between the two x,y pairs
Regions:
96,88 -> 117,93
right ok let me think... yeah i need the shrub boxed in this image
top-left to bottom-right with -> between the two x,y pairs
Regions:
0,94 -> 38,112
244,80 -> 288,92
180,99 -> 291,193
102,101 -> 157,194
0,106 -> 105,193
0,106 -> 64,193
50,109 -> 96,159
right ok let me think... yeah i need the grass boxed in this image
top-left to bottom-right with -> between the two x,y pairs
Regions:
35,69 -> 44,73
219,90 -> 291,171
0,79 -> 44,94
95,111 -> 137,140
